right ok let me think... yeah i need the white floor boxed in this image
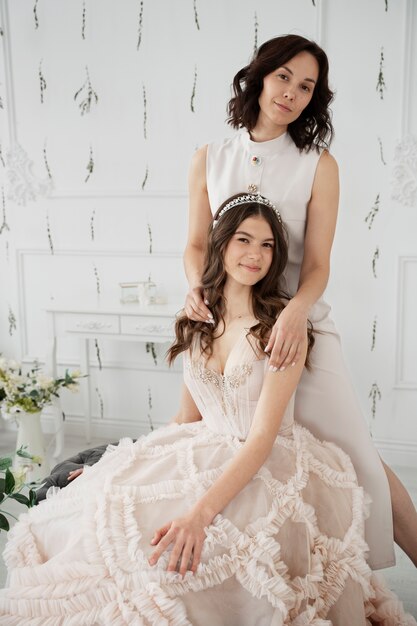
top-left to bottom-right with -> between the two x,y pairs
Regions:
1,429 -> 417,619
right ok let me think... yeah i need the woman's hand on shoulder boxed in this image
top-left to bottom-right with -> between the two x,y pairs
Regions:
264,301 -> 308,371
184,287 -> 213,322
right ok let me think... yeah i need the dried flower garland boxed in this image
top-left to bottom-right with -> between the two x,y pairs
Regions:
46,210 -> 54,254
141,164 -> 148,190
8,307 -> 17,336
81,0 -> 86,40
95,386 -> 104,419
147,385 -> 154,431
147,220 -> 152,254
193,0 -> 200,30
190,66 -> 197,113
371,316 -> 377,351
93,262 -> 100,294
33,0 -> 39,29
253,12 -> 258,54
146,342 -> 157,366
0,144 -> 5,168
365,194 -> 380,230
43,140 -> 52,180
74,66 -> 98,115
39,60 -> 47,104
90,208 -> 96,241
136,0 -> 144,50
142,84 -> 147,139
85,145 -> 94,183
376,48 -> 386,100
368,382 -> 381,420
0,188 -> 10,236
377,137 -> 386,165
94,339 -> 102,370
372,246 -> 379,278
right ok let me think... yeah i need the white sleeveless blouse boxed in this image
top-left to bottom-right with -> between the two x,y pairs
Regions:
207,131 -> 335,332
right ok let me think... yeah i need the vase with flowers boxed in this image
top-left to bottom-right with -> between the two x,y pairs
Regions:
0,357 -> 82,482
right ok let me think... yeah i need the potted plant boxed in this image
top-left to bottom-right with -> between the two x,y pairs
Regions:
0,357 -> 83,482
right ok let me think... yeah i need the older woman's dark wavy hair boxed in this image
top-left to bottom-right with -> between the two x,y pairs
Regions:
227,34 -> 334,152
167,193 -> 314,366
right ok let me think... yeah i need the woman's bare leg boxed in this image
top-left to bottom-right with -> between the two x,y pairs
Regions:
382,459 -> 417,567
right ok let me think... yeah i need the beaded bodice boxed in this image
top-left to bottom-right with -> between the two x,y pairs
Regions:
183,330 -> 294,440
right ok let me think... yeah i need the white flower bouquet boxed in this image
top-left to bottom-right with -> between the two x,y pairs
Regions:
0,356 -> 83,417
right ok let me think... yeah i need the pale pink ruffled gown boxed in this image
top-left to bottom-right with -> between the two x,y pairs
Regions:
0,332 -> 414,625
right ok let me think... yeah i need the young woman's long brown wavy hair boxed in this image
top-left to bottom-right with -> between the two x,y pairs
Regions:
227,34 -> 334,152
167,193 -> 315,366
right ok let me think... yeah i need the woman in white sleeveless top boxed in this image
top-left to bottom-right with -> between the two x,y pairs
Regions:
183,34 -> 417,571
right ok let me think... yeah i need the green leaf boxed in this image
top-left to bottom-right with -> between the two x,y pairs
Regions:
0,457 -> 13,471
0,492 -> 4,504
28,489 -> 37,507
0,513 -> 10,531
16,446 -> 33,460
5,468 -> 15,494
0,477 -> 5,493
10,493 -> 30,506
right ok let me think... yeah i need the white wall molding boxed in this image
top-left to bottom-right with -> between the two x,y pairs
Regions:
401,0 -> 413,137
395,256 -> 417,389
50,189 -> 188,199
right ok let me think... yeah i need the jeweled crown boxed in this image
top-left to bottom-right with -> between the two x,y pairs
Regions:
213,194 -> 282,228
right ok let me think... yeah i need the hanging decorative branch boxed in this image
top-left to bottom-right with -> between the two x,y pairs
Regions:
384,0 -> 388,11
74,66 -> 98,115
190,65 -> 197,113
8,306 -> 17,336
142,84 -> 147,139
141,164 -> 148,190
0,93 -> 3,109
0,26 -> 3,37
93,262 -> 101,294
193,0 -> 200,30
253,12 -> 258,54
311,0 -> 316,5
5,240 -> 9,263
371,316 -> 377,351
146,342 -> 157,366
95,386 -> 104,419
43,140 -> 53,180
376,48 -> 386,100
0,188 -> 10,236
372,246 -> 379,278
33,0 -> 39,29
136,0 -> 144,50
377,137 -> 387,165
147,385 -> 154,431
365,193 -> 380,230
85,145 -> 94,183
147,220 -> 153,254
81,0 -> 86,40
90,208 -> 96,241
94,339 -> 102,370
46,211 -> 54,254
368,382 -> 381,420
0,144 -> 5,168
39,60 -> 47,104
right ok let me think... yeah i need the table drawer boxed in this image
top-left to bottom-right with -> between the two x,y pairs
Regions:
121,316 -> 174,339
64,314 -> 120,334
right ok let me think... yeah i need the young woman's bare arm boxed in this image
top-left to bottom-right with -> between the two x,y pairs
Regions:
266,151 -> 339,370
183,146 -> 213,322
170,382 -> 202,424
150,339 -> 307,576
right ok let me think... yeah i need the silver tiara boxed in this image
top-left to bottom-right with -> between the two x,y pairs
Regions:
212,194 -> 282,228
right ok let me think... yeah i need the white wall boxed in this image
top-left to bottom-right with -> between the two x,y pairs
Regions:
0,0 -> 416,463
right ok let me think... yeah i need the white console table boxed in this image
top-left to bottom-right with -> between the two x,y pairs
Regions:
45,300 -> 180,459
